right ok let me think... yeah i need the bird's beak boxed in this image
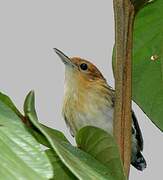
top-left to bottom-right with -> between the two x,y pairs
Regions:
54,48 -> 76,68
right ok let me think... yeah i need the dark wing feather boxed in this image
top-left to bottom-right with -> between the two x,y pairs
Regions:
132,111 -> 144,151
110,89 -> 144,151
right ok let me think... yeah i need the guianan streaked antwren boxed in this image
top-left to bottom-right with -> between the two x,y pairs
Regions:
54,48 -> 147,171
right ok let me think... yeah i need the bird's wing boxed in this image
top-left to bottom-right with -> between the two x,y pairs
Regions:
110,88 -> 144,151
132,111 -> 144,151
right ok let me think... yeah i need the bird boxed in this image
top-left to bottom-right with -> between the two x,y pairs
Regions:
54,48 -> 147,171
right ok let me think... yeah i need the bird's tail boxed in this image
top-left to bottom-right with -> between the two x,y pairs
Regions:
131,152 -> 147,171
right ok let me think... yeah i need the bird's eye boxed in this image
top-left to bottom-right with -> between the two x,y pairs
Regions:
80,63 -> 88,71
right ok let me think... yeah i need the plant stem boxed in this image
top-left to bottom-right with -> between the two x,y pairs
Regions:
113,0 -> 135,177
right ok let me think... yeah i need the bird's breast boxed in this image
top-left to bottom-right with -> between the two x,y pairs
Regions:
63,84 -> 114,136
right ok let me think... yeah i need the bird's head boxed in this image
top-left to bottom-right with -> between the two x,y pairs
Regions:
54,48 -> 114,121
54,48 -> 106,90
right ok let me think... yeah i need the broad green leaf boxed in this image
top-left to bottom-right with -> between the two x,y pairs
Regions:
40,124 -> 69,143
29,123 -> 69,148
76,126 -> 126,180
131,0 -> 153,12
29,128 -> 51,148
46,149 -> 77,180
132,0 -> 163,131
24,91 -> 119,180
112,0 -> 163,131
0,100 -> 53,180
0,91 -> 23,119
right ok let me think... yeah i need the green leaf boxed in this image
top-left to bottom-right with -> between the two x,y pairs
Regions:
132,0 -> 163,131
24,91 -> 120,180
0,91 -> 23,119
76,126 -> 126,180
131,0 -> 154,12
0,100 -> 53,180
45,149 -> 77,180
30,124 -> 69,149
112,0 -> 163,131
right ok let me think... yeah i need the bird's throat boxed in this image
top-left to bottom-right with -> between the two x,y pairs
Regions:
63,75 -> 114,136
